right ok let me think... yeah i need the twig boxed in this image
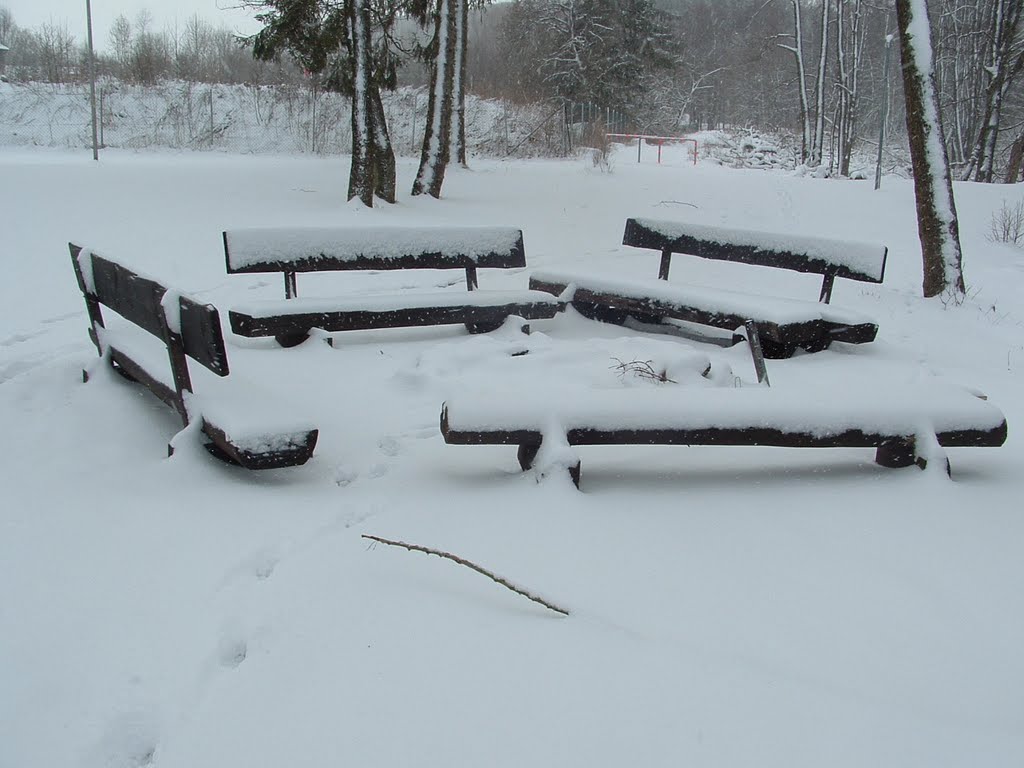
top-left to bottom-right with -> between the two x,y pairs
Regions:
611,357 -> 676,383
362,535 -> 570,616
655,200 -> 699,209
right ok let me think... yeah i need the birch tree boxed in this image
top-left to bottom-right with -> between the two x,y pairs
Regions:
833,0 -> 865,177
811,0 -> 830,166
959,0 -> 1024,182
778,0 -> 812,164
895,0 -> 966,300
411,0 -> 458,197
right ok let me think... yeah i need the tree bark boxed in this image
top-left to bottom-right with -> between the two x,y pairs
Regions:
451,0 -> 469,167
965,0 -> 1023,183
412,0 -> 458,197
783,0 -> 811,165
811,0 -> 830,167
347,0 -> 375,207
1004,130 -> 1024,183
896,0 -> 966,300
371,86 -> 397,203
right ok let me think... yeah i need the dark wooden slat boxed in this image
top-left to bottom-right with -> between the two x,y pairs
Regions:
69,243 -> 106,356
743,320 -> 771,385
622,218 -> 886,284
178,297 -> 230,377
224,230 -> 527,274
658,249 -> 672,281
819,273 -> 836,303
229,300 -> 560,338
89,252 -> 168,339
107,346 -> 183,417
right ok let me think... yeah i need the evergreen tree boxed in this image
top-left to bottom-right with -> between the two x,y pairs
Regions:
246,0 -> 398,206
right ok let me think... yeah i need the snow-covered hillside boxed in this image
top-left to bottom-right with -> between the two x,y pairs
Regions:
1,144 -> 1022,767
0,80 -> 567,157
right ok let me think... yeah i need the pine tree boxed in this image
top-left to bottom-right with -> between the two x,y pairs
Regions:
247,0 -> 398,206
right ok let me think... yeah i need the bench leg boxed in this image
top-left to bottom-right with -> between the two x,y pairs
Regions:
800,336 -> 833,354
274,330 -> 312,348
875,438 -> 916,468
465,319 -> 504,334
518,443 -> 581,488
759,337 -> 798,359
518,443 -> 541,470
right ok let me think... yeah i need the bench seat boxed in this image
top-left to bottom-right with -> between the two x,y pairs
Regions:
530,269 -> 877,357
441,385 -> 1008,487
229,289 -> 562,339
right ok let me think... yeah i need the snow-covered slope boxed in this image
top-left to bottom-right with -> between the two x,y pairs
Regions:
1,145 -> 1022,767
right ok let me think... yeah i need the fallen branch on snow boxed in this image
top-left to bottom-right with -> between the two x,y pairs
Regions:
362,534 -> 570,616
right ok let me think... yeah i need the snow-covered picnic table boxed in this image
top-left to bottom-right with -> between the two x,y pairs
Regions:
530,217 -> 887,359
223,225 -> 562,346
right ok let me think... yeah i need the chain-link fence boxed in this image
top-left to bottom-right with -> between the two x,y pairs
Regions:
0,79 -> 620,159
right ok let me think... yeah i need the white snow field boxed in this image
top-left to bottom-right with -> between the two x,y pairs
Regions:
1,144 -> 1022,768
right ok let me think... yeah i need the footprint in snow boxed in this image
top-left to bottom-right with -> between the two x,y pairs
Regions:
42,310 -> 81,325
1,330 -> 47,347
378,435 -> 401,457
217,635 -> 248,669
334,467 -> 359,487
86,711 -> 159,768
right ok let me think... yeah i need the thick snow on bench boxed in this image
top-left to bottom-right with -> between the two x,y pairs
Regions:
232,289 -> 561,318
190,378 -> 317,453
532,270 -> 873,327
225,226 -> 525,270
98,324 -> 315,453
444,385 -> 1006,439
631,218 -> 887,282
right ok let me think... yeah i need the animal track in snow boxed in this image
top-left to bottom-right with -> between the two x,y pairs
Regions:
0,329 -> 46,347
217,636 -> 248,669
377,435 -> 402,456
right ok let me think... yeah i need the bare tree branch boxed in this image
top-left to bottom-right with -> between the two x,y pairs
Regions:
362,534 -> 571,616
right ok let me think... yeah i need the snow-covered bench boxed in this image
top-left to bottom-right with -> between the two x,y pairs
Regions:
69,244 -> 319,469
440,387 -> 1007,488
223,226 -> 562,347
529,218 -> 886,359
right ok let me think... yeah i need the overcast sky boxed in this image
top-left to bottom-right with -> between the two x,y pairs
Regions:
2,0 -> 262,50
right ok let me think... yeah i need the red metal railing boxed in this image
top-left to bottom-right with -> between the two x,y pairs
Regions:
605,133 -> 698,165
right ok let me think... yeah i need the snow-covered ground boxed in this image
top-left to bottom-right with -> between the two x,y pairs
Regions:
1,143 -> 1022,767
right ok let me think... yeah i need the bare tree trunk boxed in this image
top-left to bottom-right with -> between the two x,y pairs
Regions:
450,0 -> 469,167
896,0 -> 966,300
1005,130 -> 1024,183
834,0 -> 864,177
965,0 -> 1023,183
347,0 -> 375,207
780,0 -> 811,164
412,0 -> 458,197
371,87 -> 397,203
811,0 -> 830,167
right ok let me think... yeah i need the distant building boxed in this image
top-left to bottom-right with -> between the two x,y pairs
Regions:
0,43 -> 8,76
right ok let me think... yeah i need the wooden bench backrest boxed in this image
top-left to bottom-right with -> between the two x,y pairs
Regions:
223,226 -> 527,274
623,217 -> 887,288
70,243 -> 229,377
